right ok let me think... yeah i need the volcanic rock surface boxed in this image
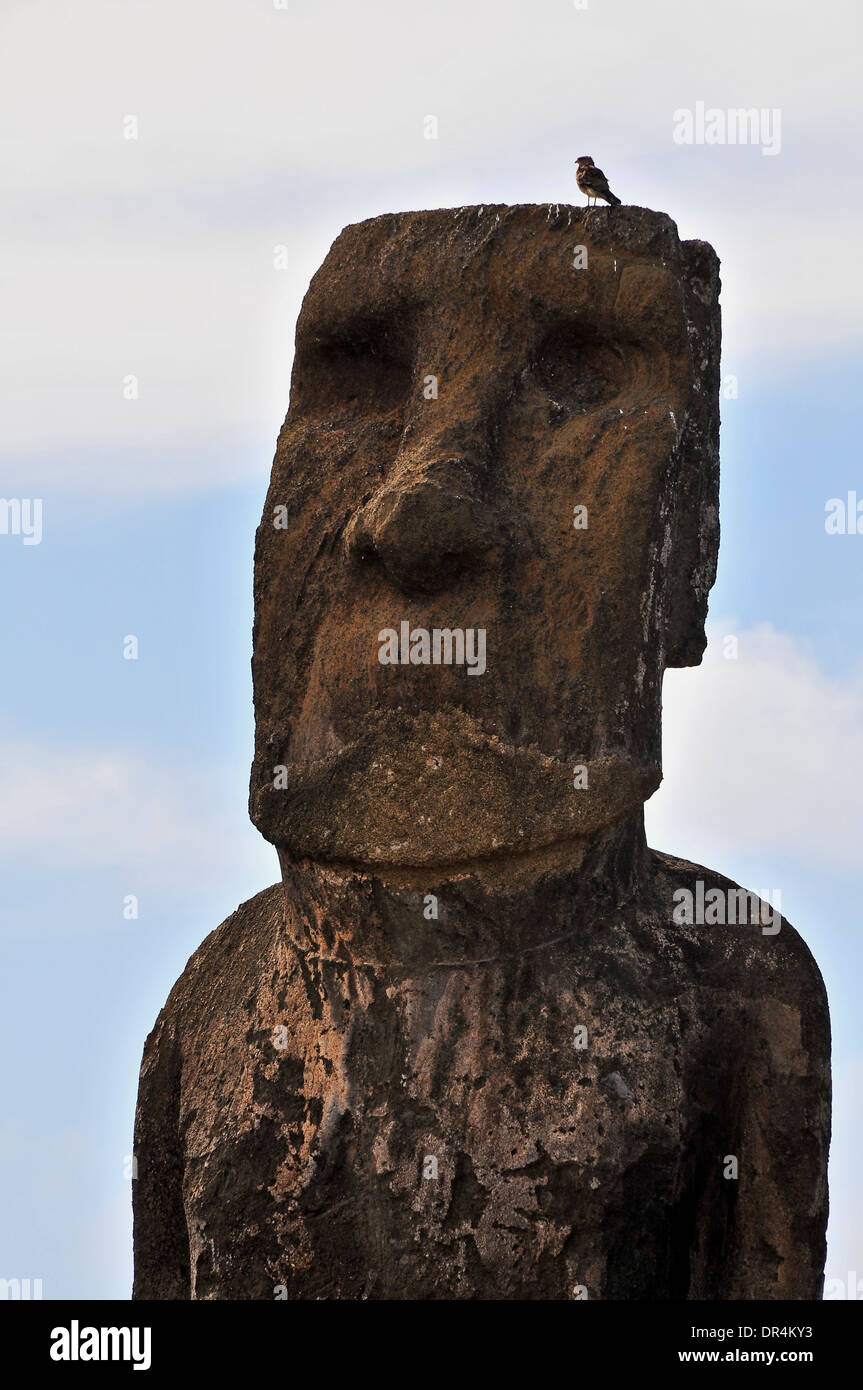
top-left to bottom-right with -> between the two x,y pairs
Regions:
133,205 -> 830,1300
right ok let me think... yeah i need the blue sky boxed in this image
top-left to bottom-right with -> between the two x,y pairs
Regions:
1,0 -> 860,1299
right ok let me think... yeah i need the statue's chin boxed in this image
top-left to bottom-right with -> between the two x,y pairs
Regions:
251,708 -> 659,868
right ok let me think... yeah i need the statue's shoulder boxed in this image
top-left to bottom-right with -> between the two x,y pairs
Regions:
649,848 -> 829,1020
146,882 -> 286,1050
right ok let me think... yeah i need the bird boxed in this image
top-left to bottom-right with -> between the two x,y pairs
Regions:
575,155 -> 621,207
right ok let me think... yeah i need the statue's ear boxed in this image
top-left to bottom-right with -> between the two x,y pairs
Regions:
664,240 -> 722,669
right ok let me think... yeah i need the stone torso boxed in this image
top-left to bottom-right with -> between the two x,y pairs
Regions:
133,208 -> 830,1303
182,912 -> 689,1300
133,855 -> 827,1300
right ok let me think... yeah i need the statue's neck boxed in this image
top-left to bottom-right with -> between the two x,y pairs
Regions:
276,812 -> 651,968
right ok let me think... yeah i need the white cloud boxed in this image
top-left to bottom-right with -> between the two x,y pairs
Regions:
647,622 -> 863,871
0,730 -> 276,889
1,0 -> 861,493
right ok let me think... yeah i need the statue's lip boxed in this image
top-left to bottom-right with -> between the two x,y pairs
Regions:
252,719 -> 661,870
280,817 -> 644,882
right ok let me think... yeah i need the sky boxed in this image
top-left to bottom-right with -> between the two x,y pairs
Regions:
0,0 -> 861,1299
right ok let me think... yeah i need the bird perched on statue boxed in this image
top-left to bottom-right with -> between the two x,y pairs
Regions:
575,155 -> 621,207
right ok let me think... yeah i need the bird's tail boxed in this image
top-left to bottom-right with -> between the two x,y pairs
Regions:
608,192 -> 621,207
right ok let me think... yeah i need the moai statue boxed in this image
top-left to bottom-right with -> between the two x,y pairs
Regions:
132,206 -> 830,1300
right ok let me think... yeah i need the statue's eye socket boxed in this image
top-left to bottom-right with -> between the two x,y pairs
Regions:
531,331 -> 627,412
320,327 -> 393,371
340,336 -> 379,358
293,322 -> 411,415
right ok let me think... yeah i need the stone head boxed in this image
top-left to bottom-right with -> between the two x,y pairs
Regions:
250,205 -> 720,868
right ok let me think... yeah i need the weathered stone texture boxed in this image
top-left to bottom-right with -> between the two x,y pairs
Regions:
133,206 -> 829,1300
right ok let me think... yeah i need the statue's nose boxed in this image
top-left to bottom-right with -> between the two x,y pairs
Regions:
344,456 -> 517,595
